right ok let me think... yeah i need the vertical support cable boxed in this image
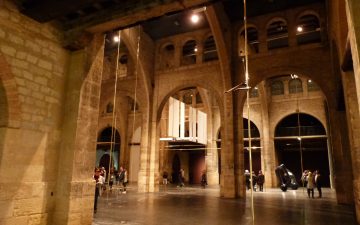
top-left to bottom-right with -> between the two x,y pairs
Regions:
243,0 -> 255,224
132,25 -> 141,143
108,31 -> 122,191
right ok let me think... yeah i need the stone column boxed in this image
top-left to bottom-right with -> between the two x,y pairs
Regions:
328,105 -> 354,205
345,2 -> 360,222
342,70 -> 360,223
53,34 -> 104,225
259,81 -> 276,187
287,16 -> 297,47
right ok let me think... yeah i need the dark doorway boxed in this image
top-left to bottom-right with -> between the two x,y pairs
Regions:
172,154 -> 181,184
243,118 -> 261,173
99,154 -> 110,170
189,151 -> 205,184
275,113 -> 330,187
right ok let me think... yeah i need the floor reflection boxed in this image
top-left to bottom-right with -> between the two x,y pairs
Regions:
93,185 -> 356,225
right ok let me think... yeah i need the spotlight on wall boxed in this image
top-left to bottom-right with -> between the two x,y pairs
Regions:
308,79 -> 312,83
297,137 -> 301,141
194,47 -> 198,52
113,36 -> 120,42
191,14 -> 200,24
290,74 -> 299,79
297,26 -> 303,32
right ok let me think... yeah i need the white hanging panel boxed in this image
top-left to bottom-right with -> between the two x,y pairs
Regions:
168,97 -> 174,137
180,101 -> 185,138
197,110 -> 207,144
172,97 -> 180,138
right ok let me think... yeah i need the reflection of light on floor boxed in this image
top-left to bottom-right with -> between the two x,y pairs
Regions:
292,190 -> 297,197
281,192 -> 286,199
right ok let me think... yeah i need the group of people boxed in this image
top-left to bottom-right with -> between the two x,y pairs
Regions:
301,170 -> 322,198
162,169 -> 208,188
93,166 -> 128,213
245,170 -> 265,192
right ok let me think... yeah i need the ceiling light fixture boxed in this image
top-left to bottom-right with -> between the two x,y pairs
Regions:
191,14 -> 200,24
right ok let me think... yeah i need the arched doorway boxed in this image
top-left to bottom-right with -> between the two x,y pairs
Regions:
96,127 -> 121,173
172,154 -> 181,184
275,113 -> 330,187
243,118 -> 261,173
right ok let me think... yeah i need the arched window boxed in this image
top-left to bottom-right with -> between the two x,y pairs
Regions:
271,80 -> 284,95
106,102 -> 113,113
203,36 -> 218,62
267,20 -> 288,50
250,87 -> 259,98
183,91 -> 193,105
128,96 -> 139,112
160,43 -> 175,69
196,92 -> 202,104
289,78 -> 303,93
307,79 -> 320,92
296,14 -> 321,45
240,27 -> 259,54
181,40 -> 197,66
118,54 -> 128,77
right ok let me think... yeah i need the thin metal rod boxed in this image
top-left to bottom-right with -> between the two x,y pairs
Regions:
244,0 -> 255,224
132,26 -> 141,143
108,30 -> 122,192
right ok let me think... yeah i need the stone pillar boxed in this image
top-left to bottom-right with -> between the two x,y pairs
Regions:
328,106 -> 354,205
258,81 -> 276,187
342,70 -> 360,223
174,42 -> 182,68
345,2 -> 360,222
258,24 -> 268,53
53,34 -> 104,225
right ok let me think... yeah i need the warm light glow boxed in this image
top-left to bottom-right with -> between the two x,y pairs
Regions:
113,36 -> 120,42
191,14 -> 200,23
308,79 -> 312,83
297,26 -> 303,32
297,137 -> 301,141
254,87 -> 258,90
194,47 -> 198,52
291,74 -> 299,79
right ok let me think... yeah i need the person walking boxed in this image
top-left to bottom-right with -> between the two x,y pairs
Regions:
315,170 -> 322,198
201,170 -> 208,188
178,168 -> 185,187
257,170 -> 265,192
245,170 -> 250,190
306,171 -> 315,198
93,168 -> 101,213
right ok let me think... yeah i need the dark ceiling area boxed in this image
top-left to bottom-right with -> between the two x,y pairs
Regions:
13,0 -> 326,40
142,11 -> 209,40
222,0 -> 325,22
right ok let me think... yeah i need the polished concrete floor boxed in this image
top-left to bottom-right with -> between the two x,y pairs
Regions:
93,185 -> 357,225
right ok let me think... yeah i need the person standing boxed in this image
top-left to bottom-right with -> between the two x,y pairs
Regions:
178,168 -> 185,187
306,171 -> 315,198
245,170 -> 251,190
93,168 -> 101,213
257,170 -> 265,192
315,170 -> 322,198
201,170 -> 208,188
122,168 -> 128,194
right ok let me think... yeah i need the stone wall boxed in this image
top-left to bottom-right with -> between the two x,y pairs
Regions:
0,1 -> 69,224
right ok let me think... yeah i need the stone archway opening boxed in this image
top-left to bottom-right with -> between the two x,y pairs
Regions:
243,118 -> 261,173
275,113 -> 330,187
96,127 -> 121,175
158,86 -> 221,188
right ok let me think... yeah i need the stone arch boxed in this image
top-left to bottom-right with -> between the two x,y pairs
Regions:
273,112 -> 327,136
295,10 -> 321,24
265,17 -> 288,29
0,55 -> 21,128
248,66 -> 331,104
156,82 -> 224,123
